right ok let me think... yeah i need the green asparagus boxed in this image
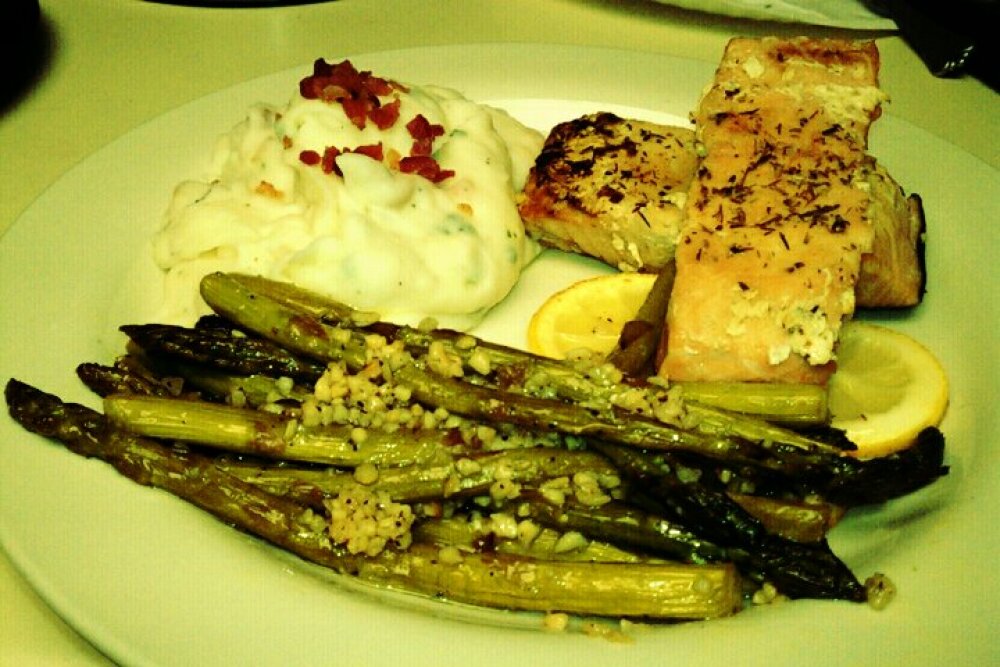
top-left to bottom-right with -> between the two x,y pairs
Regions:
7,379 -> 741,619
103,394 -> 455,467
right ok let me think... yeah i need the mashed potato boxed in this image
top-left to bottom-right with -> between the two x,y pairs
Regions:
153,59 -> 543,329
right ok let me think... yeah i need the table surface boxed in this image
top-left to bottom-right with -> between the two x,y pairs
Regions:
1,1 -> 996,664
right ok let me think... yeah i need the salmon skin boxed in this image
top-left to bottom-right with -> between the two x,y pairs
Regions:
662,37 -> 891,385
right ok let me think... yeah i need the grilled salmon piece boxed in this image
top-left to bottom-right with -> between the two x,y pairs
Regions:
518,112 -> 698,272
520,111 -> 923,308
661,37 -> 888,384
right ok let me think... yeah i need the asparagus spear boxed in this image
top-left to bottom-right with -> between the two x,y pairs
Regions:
364,545 -> 743,619
115,350 -> 314,407
728,493 -> 843,544
673,427 -> 947,508
120,323 -> 326,382
597,442 -> 866,601
77,361 -> 180,398
192,285 -> 946,505
819,427 -> 948,506
217,446 -> 618,504
200,273 -> 373,372
5,379 -> 741,619
393,362 -> 837,474
5,378 -> 363,572
103,394 -> 455,467
605,262 -> 674,377
169,367 -> 313,407
413,516 -> 654,563
676,381 -> 829,425
522,497 -> 737,566
155,274 -> 947,498
121,305 -> 841,469
225,272 -> 830,425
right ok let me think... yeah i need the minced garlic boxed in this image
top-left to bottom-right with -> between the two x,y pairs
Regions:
324,483 -> 414,557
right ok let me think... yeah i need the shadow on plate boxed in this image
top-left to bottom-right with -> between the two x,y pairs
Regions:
0,1 -> 55,116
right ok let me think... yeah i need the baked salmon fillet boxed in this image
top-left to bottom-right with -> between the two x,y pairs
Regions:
519,112 -> 924,307
517,112 -> 699,272
661,37 -> 891,384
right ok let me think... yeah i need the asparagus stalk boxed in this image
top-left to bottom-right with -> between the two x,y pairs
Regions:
226,273 -> 829,425
393,362 -> 834,474
676,381 -> 829,425
218,446 -> 618,504
363,545 -> 743,619
819,427 -> 947,506
103,394 -> 454,467
205,274 -> 840,462
200,273 -> 371,372
413,517 -> 652,564
119,350 -> 315,407
77,361 -> 181,398
605,262 -> 675,377
5,379 -> 364,573
120,323 -> 326,382
204,275 -> 953,503
523,497 -> 736,566
6,379 -> 741,619
172,367 -> 313,407
597,442 -> 866,601
728,493 -> 844,544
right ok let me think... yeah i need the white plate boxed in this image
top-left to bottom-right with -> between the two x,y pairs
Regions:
649,0 -> 897,30
0,43 -> 996,667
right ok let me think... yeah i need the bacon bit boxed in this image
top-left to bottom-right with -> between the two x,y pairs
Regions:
352,143 -> 384,162
282,136 -> 293,149
319,84 -> 349,102
304,143 -> 385,177
303,142 -> 450,183
299,150 -> 321,166
296,61 -> 451,184
369,99 -> 401,130
341,97 -> 370,130
406,114 -> 446,156
321,146 -> 342,174
399,155 -> 454,183
300,59 -> 407,130
406,114 -> 444,140
411,137 -> 434,157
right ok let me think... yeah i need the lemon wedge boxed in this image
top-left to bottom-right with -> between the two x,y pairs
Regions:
527,272 -> 657,359
828,321 -> 949,458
